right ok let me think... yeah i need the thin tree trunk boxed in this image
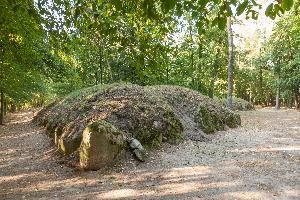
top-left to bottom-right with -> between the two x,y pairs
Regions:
99,43 -> 103,85
249,84 -> 252,103
96,33 -> 103,85
258,66 -> 263,105
197,43 -> 202,91
209,79 -> 215,98
275,76 -> 280,110
164,41 -> 169,84
295,89 -> 300,109
4,98 -> 6,116
227,17 -> 234,108
11,102 -> 16,113
189,26 -> 194,88
0,90 -> 4,125
100,64 -> 103,85
105,50 -> 113,83
166,66 -> 169,84
95,71 -> 98,85
209,49 -> 219,98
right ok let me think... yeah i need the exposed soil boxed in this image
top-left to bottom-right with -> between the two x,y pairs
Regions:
0,108 -> 299,200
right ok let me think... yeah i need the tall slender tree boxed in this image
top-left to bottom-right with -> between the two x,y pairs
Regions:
0,91 -> 4,125
227,16 -> 234,108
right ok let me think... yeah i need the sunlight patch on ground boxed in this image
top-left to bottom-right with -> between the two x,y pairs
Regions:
222,191 -> 271,199
6,112 -> 34,125
0,131 -> 41,140
229,146 -> 300,153
282,189 -> 300,198
0,173 -> 43,184
163,165 -> 212,177
20,177 -> 97,193
98,165 -> 239,199
99,188 -> 156,199
290,126 -> 300,129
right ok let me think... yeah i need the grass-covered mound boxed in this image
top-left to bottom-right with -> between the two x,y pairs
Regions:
34,84 -> 241,170
216,97 -> 255,111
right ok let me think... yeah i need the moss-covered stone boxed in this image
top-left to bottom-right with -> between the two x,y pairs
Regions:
135,129 -> 163,149
57,134 -> 82,155
79,120 -> 125,170
196,105 -> 240,134
197,106 -> 223,133
163,110 -> 184,144
225,113 -> 241,128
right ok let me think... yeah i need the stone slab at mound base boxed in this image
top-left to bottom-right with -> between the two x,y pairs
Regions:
34,84 -> 241,170
80,120 -> 125,170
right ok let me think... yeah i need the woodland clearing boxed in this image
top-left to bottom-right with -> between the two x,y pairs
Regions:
0,108 -> 299,200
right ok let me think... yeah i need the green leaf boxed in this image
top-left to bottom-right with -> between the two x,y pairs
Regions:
175,3 -> 183,16
274,4 -> 284,15
236,0 -> 248,16
265,3 -> 275,19
217,16 -> 227,29
282,0 -> 293,11
211,17 -> 218,27
196,21 -> 205,34
162,0 -> 176,13
74,7 -> 80,19
251,10 -> 258,19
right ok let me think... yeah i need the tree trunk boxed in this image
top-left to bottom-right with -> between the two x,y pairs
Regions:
227,17 -> 234,108
4,98 -> 7,116
209,49 -> 219,98
249,85 -> 252,103
166,65 -> 169,84
95,71 -> 98,85
104,50 -> 113,83
209,79 -> 215,98
99,44 -> 103,85
100,64 -> 103,85
189,24 -> 195,88
275,76 -> 280,110
95,34 -> 103,85
258,66 -> 263,105
0,90 -> 4,125
294,88 -> 300,109
10,102 -> 16,113
164,41 -> 169,84
197,43 -> 203,91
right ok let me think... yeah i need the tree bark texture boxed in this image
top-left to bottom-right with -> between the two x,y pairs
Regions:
0,90 -> 4,125
227,17 -> 234,108
275,76 -> 280,110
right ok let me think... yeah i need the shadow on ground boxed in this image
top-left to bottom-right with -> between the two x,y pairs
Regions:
0,109 -> 299,199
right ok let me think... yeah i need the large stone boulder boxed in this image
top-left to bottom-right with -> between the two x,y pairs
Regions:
79,120 -> 125,170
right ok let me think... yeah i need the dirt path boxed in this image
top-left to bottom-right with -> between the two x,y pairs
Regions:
0,109 -> 299,199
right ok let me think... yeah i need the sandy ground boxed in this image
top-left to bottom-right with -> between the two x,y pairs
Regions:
0,108 -> 299,200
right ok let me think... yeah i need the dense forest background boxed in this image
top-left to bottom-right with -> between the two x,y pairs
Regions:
0,0 -> 299,120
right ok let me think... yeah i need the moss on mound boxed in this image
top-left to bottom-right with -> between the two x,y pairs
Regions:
34,83 -> 241,170
216,97 -> 255,111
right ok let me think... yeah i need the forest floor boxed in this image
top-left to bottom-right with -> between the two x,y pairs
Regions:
0,108 -> 299,200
